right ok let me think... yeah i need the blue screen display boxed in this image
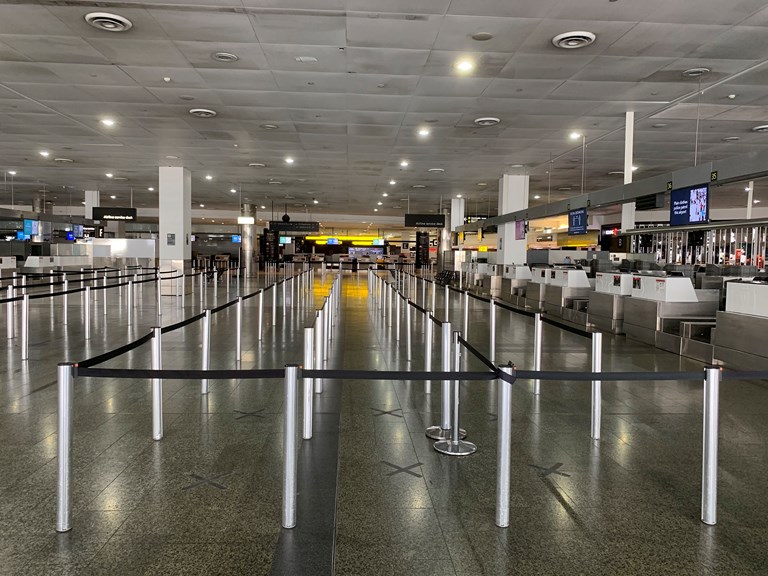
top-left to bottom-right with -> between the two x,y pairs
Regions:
16,231 -> 25,240
568,208 -> 588,235
327,238 -> 340,245
66,232 -> 75,241
231,234 -> 241,243
670,184 -> 709,226
23,219 -> 39,236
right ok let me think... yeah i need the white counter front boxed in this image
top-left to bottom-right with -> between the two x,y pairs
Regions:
725,282 -> 768,319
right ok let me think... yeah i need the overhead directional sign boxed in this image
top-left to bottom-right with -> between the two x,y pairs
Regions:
404,214 -> 445,228
92,207 -> 137,221
268,220 -> 320,233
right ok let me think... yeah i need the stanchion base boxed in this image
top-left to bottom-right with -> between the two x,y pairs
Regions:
433,439 -> 477,456
425,426 -> 466,440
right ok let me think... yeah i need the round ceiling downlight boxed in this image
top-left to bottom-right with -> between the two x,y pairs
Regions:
471,32 -> 494,41
721,136 -> 740,142
552,31 -> 596,49
53,158 -> 73,163
427,168 -> 445,173
189,108 -> 217,118
474,117 -> 501,127
682,67 -> 710,78
751,125 -> 768,132
84,12 -> 133,32
211,52 -> 239,63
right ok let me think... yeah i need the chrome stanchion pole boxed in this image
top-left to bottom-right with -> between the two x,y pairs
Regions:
323,297 -> 330,359
406,299 -> 412,362
702,366 -> 721,526
303,327 -> 314,440
435,331 -> 476,456
444,284 -> 449,322
236,296 -> 243,363
590,332 -> 603,440
272,283 -> 277,326
282,365 -> 299,529
427,321 -> 464,440
395,292 -> 400,342
84,286 -> 91,341
424,310 -> 433,394
56,363 -> 74,533
282,280 -> 287,318
127,280 -> 134,326
533,312 -> 542,395
387,283 -> 392,327
422,277 -> 426,307
6,285 -> 13,339
431,280 -> 436,314
258,290 -> 264,341
63,280 -> 68,325
489,298 -> 496,363
201,309 -> 211,394
315,309 -> 324,394
463,290 -> 469,337
103,275 -> 108,315
151,327 -> 163,441
21,294 -> 29,360
156,273 -> 162,317
496,365 -> 514,528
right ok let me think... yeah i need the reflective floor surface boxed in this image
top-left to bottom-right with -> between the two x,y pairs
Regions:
1,271 -> 766,575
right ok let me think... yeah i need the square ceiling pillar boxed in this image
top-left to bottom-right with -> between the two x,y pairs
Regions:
497,174 -> 529,266
84,190 -> 99,220
159,166 -> 191,269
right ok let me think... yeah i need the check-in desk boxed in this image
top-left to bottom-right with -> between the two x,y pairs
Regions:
500,265 -> 532,306
525,267 -> 551,311
588,273 -> 632,334
544,269 -> 593,323
713,281 -> 768,369
0,256 -> 17,279
624,274 -> 719,357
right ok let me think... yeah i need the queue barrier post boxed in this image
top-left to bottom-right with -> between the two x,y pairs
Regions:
496,365 -> 514,528
151,327 -> 163,441
434,331 -> 476,456
701,366 -> 721,526
590,332 -> 603,440
282,365 -> 299,529
533,313 -> 543,395
56,363 -> 74,533
201,309 -> 211,394
303,327 -> 314,440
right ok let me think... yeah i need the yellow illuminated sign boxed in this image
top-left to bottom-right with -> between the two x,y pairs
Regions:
478,246 -> 488,252
306,235 -> 383,243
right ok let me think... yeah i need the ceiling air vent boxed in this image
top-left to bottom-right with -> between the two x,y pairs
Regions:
552,31 -> 596,49
84,12 -> 133,32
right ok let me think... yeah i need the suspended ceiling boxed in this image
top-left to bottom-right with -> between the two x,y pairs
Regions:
1,0 -> 768,227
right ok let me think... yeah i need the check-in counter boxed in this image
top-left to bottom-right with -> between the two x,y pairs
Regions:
524,267 -> 551,310
544,269 -> 593,322
0,256 -> 17,279
713,281 -> 768,369
588,273 -> 632,334
624,274 -> 719,356
499,265 -> 532,306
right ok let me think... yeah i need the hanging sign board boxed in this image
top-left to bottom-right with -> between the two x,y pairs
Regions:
404,214 -> 445,228
92,207 -> 137,221
269,221 -> 320,233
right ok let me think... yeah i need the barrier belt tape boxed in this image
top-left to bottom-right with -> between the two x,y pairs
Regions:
409,300 -> 427,315
76,367 -> 286,380
211,299 -> 238,314
429,314 -> 444,327
458,336 -> 497,372
242,287 -> 265,301
76,332 -> 154,369
161,312 -> 207,334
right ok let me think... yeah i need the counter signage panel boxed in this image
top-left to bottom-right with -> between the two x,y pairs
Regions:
568,208 -> 588,235
670,184 -> 709,226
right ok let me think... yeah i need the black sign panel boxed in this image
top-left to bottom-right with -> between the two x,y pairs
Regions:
415,231 -> 430,268
264,229 -> 279,262
404,214 -> 445,228
92,207 -> 137,221
268,220 -> 320,233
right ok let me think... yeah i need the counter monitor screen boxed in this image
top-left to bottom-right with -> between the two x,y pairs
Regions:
231,234 -> 241,243
66,232 -> 75,241
279,236 -> 292,245
670,184 -> 709,226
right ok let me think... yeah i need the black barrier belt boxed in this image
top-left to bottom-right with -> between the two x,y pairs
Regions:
409,300 -> 427,315
495,300 -> 535,318
211,299 -> 238,314
75,367 -> 286,379
302,369 -> 496,381
242,288 -> 263,301
429,314 -> 443,327
458,336 -> 497,372
161,312 -> 207,334
512,370 -> 703,382
76,332 -> 155,369
541,316 -> 592,338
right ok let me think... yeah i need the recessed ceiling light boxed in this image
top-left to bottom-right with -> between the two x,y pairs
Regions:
474,117 -> 500,127
533,195 -> 541,199
268,181 -> 282,185
722,136 -> 740,142
166,155 -> 179,159
53,158 -> 73,163
205,174 -> 213,180
754,199 -> 761,204
110,195 -> 116,199
389,179 -> 396,185
148,187 -> 155,191
652,123 -> 668,128
189,108 -> 217,118
382,192 -> 388,197
752,124 -> 768,132
418,128 -> 431,137
81,201 -> 86,205
113,177 -> 127,181
260,124 -> 279,130
230,188 -> 237,193
374,208 -> 379,212
552,31 -> 596,49
471,32 -> 493,41
285,157 -> 295,164
455,58 -> 475,73
377,201 -> 383,205
428,168 -> 445,173
295,56 -> 318,63
477,182 -> 487,187
558,186 -> 573,191
249,163 -> 266,167
632,166 -> 638,171
313,198 -> 319,204
39,150 -> 50,157
100,118 -> 116,127
728,94 -> 737,100
8,171 -> 16,175
682,67 -> 710,78
745,187 -> 752,191
163,77 -> 172,83
608,171 -> 624,176
105,173 -> 113,178
84,12 -> 133,32
456,194 -> 463,198
412,184 -> 426,189
260,205 -> 266,209
212,52 -> 239,63
570,132 -> 582,140
400,160 -> 409,168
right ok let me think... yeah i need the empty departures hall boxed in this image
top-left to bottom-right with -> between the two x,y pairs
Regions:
1,1 -> 768,575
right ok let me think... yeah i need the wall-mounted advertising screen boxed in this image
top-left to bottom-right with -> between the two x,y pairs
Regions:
670,184 -> 709,226
568,208 -> 588,235
73,224 -> 84,237
23,219 -> 39,236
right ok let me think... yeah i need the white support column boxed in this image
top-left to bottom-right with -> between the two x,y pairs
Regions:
159,167 -> 192,271
84,190 -> 100,220
496,174 -> 529,266
747,180 -> 754,220
621,111 -> 636,232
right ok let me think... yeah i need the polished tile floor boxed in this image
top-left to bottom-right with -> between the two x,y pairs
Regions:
0,270 -> 766,575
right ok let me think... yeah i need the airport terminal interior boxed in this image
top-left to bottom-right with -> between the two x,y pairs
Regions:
2,1 -> 768,575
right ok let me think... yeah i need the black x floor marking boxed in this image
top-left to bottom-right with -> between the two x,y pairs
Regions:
381,461 -> 423,478
529,463 -> 571,478
182,472 -> 234,491
372,408 -> 403,418
234,409 -> 265,420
